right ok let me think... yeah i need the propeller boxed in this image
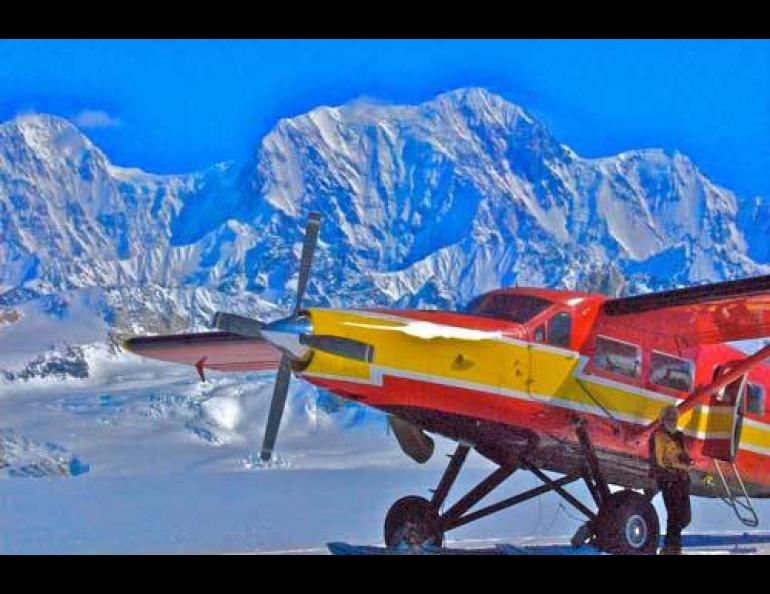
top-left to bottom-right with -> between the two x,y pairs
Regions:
212,212 -> 375,462
293,211 -> 321,316
212,312 -> 265,337
260,355 -> 293,462
299,334 -> 374,363
213,212 -> 321,462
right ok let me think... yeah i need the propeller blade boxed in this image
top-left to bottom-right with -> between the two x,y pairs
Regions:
213,312 -> 265,338
260,354 -> 293,462
293,212 -> 321,315
299,334 -> 374,362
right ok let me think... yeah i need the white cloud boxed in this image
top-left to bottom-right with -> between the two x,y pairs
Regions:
72,110 -> 121,129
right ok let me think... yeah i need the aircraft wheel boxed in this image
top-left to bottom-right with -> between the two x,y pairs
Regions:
594,490 -> 659,555
384,495 -> 444,548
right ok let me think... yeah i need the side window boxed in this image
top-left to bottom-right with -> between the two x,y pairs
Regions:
747,383 -> 765,415
547,312 -> 571,348
593,336 -> 641,380
533,324 -> 545,343
649,351 -> 693,393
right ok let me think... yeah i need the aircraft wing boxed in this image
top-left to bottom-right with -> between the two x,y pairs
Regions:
599,274 -> 770,348
123,331 -> 282,373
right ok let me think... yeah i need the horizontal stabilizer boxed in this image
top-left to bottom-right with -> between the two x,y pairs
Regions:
123,331 -> 282,372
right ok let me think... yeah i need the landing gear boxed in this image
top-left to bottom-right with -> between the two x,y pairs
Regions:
571,417 -> 659,554
383,443 -> 472,548
382,419 -> 663,555
384,496 -> 444,548
382,442 -> 589,552
593,490 -> 659,555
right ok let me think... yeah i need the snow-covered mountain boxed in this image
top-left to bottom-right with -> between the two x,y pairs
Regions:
252,88 -> 765,306
1,88 -> 767,342
0,114 -> 273,339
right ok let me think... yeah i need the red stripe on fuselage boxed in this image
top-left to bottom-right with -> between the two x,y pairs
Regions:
304,371 -> 770,491
306,372 -> 627,456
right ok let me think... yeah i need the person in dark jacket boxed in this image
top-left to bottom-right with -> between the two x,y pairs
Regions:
651,406 -> 693,555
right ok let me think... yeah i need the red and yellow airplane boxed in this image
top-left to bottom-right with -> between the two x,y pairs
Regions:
124,212 -> 770,554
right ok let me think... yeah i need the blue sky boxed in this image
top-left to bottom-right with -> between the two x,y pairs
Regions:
1,39 -> 768,198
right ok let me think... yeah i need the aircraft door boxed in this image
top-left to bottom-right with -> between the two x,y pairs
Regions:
703,364 -> 746,462
527,312 -> 576,401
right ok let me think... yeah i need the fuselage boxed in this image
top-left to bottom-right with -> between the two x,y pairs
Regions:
296,288 -> 770,498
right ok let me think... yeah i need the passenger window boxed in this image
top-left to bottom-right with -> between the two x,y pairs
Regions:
533,324 -> 545,343
747,383 -> 765,415
649,351 -> 693,393
547,312 -> 571,348
593,336 -> 641,379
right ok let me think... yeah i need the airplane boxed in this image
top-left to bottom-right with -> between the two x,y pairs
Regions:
124,212 -> 770,555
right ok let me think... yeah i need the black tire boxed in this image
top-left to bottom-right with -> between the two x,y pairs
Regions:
594,490 -> 659,555
383,495 -> 444,548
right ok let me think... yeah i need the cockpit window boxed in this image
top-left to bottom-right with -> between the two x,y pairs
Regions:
463,293 -> 552,323
547,312 -> 572,348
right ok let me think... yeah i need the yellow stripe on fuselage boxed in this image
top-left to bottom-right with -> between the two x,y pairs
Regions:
303,308 -> 770,452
